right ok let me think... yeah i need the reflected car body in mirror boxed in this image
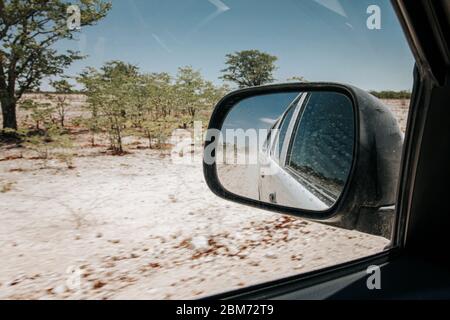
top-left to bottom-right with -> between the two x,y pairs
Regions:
204,83 -> 403,237
257,91 -> 355,211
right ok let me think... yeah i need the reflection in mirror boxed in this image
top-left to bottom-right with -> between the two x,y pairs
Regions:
216,91 -> 355,212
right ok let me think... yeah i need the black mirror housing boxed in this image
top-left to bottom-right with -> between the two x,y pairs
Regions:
203,83 -> 403,237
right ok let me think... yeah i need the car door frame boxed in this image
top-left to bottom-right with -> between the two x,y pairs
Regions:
204,0 -> 450,300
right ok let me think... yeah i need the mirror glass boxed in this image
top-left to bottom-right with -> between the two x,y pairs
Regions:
216,90 -> 355,211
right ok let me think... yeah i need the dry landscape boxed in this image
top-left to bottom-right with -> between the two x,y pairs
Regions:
0,95 -> 409,300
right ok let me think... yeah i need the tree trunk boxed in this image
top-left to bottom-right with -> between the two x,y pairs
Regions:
1,98 -> 18,130
116,127 -> 123,153
145,129 -> 152,149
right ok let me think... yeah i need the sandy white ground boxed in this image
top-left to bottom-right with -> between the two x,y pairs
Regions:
0,146 -> 389,300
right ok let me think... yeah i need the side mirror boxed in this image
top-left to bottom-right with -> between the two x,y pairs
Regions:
203,83 -> 403,238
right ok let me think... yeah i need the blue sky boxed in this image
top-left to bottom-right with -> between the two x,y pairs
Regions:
222,92 -> 301,132
56,0 -> 415,91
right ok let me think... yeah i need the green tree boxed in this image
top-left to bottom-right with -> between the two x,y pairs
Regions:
77,67 -> 102,146
78,61 -> 139,154
0,0 -> 111,131
127,74 -> 151,128
20,99 -> 54,131
175,66 -> 206,122
49,79 -> 73,128
220,50 -> 278,88
145,72 -> 174,119
141,72 -> 178,148
287,76 -> 307,82
175,66 -> 226,127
